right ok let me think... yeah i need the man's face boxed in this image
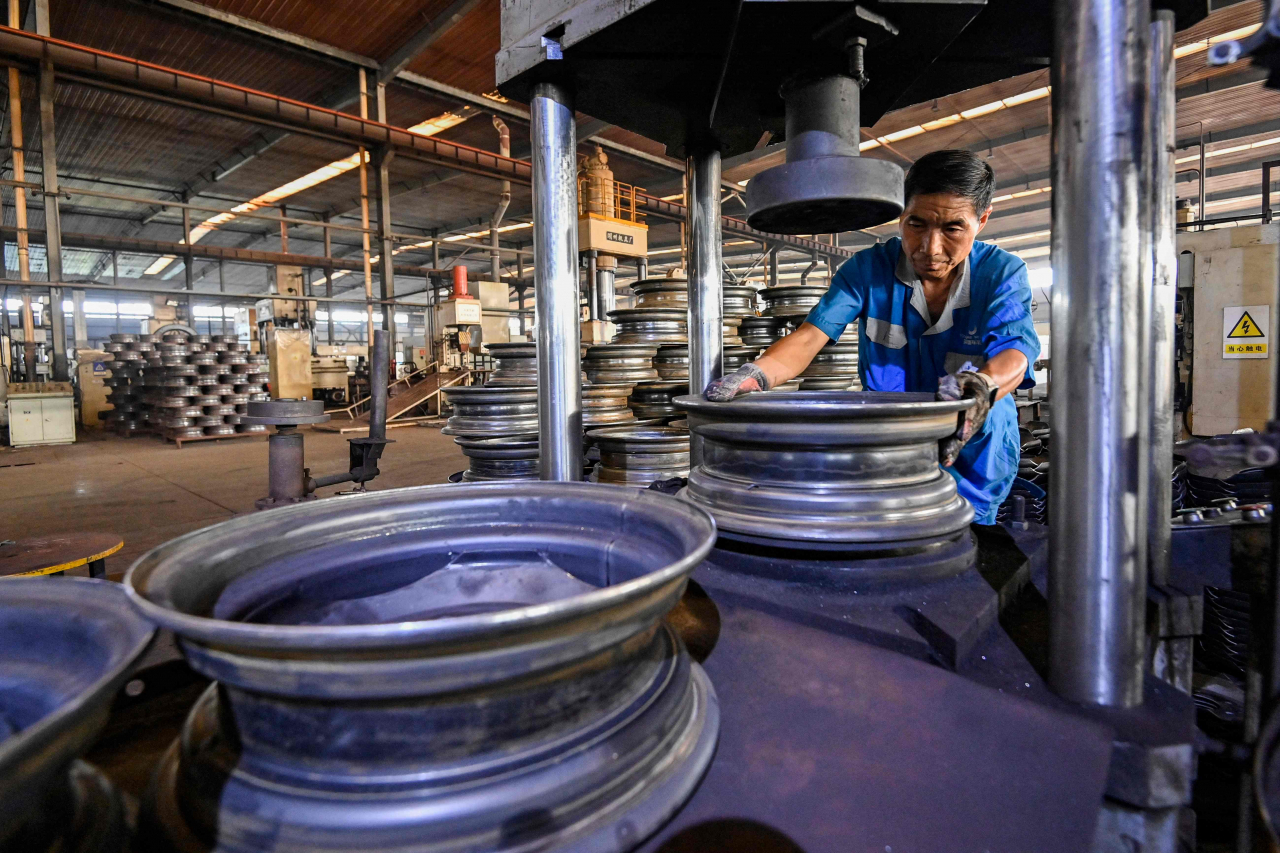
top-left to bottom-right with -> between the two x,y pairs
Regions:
899,192 -> 992,282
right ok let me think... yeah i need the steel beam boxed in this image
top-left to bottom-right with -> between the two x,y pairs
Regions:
378,0 -> 482,83
1048,0 -> 1148,709
530,81 -> 582,481
38,55 -> 66,380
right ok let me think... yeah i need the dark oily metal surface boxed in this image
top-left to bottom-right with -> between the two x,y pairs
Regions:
639,601 -> 1112,853
242,398 -> 330,426
746,154 -> 904,234
583,343 -> 660,384
125,483 -> 720,853
760,285 -> 829,318
800,376 -> 860,391
674,392 -> 974,545
629,380 -> 687,420
442,385 -> 540,437
590,426 -> 691,485
0,579 -> 155,849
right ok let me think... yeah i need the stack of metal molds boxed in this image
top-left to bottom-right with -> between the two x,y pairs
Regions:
442,382 -> 637,481
722,285 -> 758,320
454,435 -> 540,481
139,333 -> 269,439
797,339 -> 861,391
102,333 -> 151,433
588,425 -> 691,485
127,483 -> 720,853
722,346 -> 759,374
483,342 -> 540,386
740,316 -> 791,352
759,284 -> 826,320
608,307 -> 687,345
0,578 -> 154,853
582,343 -> 659,384
654,344 -> 689,380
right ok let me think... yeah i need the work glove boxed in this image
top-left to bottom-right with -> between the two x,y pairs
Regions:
703,362 -> 771,402
936,367 -> 999,467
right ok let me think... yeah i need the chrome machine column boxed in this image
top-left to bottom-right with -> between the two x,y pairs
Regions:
530,81 -> 583,481
1049,0 -> 1149,708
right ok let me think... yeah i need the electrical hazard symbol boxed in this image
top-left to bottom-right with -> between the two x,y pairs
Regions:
1224,305 -> 1270,359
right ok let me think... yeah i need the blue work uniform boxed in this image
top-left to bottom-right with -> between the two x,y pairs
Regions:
804,237 -> 1040,524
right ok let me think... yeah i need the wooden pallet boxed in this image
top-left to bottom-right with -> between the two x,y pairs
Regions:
160,428 -> 268,449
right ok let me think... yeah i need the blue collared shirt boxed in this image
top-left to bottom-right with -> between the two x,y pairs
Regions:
804,237 -> 1040,524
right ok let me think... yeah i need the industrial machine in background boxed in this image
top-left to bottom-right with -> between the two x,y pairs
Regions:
578,146 -> 648,344
432,266 -> 510,371
255,265 -> 316,401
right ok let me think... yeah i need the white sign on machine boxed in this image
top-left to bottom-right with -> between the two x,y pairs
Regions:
1223,304 -> 1270,359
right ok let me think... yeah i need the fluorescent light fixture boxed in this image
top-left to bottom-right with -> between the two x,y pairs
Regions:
860,86 -> 1051,152
991,229 -> 1051,245
1175,135 -> 1280,165
147,109 -> 473,275
1013,246 -> 1051,260
1174,23 -> 1262,59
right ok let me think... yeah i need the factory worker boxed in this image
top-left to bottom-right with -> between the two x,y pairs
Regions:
705,149 -> 1040,525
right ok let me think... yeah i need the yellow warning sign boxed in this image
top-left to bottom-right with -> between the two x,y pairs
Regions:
1228,311 -> 1266,338
1223,305 -> 1270,359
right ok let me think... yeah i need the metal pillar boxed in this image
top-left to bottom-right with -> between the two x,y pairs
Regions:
38,54 -> 66,380
637,257 -> 647,282
585,250 -> 598,321
1147,11 -> 1177,590
530,81 -> 583,481
596,265 -> 615,319
1048,0 -> 1148,708
768,247 -> 780,288
322,215 -> 334,344
182,202 -> 194,322
357,69 -> 375,349
373,146 -> 396,348
71,288 -> 86,347
686,149 -> 724,400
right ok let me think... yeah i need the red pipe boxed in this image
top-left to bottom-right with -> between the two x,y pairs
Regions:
452,265 -> 469,298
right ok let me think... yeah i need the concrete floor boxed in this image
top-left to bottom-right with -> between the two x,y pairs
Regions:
1,423 -> 466,578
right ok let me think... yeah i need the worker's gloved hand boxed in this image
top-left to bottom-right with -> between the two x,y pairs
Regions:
704,362 -> 771,402
936,366 -> 999,467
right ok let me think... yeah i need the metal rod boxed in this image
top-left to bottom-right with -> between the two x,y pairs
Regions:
687,148 -> 724,400
586,250 -> 598,321
1048,0 -> 1148,708
637,256 -> 647,281
596,265 -> 615,319
1148,11 -> 1177,589
530,81 -> 583,481
373,146 -> 396,347
357,68 -> 374,348
369,327 -> 389,442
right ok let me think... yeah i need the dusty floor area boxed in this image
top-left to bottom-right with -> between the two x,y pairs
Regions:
1,423 -> 466,578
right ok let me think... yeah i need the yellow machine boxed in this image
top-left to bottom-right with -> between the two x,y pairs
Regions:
75,350 -> 112,427
578,147 -> 647,342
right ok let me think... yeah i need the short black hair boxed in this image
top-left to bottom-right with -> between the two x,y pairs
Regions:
903,150 -> 996,215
